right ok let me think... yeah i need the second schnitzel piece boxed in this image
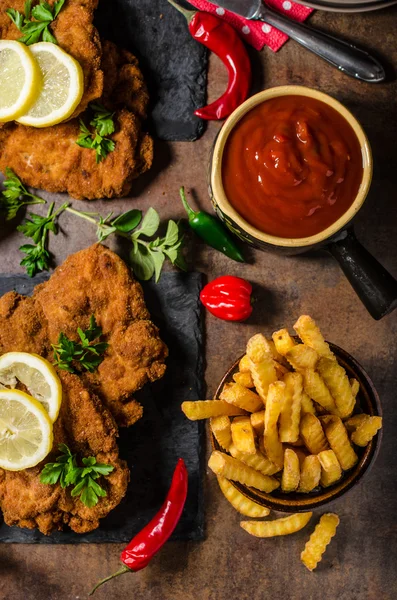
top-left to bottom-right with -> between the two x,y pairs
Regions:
34,244 -> 168,427
0,0 -> 103,117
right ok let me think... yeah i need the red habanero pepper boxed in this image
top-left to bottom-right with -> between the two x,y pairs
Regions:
89,459 -> 188,595
200,276 -> 253,321
167,0 -> 252,120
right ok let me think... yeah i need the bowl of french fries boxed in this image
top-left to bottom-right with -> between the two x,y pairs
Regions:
183,315 -> 383,513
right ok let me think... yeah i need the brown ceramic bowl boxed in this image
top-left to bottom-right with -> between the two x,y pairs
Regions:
212,341 -> 382,512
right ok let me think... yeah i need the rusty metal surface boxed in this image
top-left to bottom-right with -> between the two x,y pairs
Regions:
1,6 -> 397,600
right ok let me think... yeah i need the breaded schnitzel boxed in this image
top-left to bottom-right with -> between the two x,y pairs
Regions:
0,297 -> 129,535
0,0 -> 103,117
0,41 -> 153,200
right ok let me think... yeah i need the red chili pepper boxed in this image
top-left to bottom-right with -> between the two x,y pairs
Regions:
168,0 -> 252,120
200,275 -> 253,321
89,459 -> 188,595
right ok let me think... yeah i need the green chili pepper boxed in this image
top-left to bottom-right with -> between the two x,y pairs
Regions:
179,187 -> 245,263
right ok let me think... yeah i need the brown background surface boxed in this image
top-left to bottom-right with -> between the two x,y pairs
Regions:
1,6 -> 397,600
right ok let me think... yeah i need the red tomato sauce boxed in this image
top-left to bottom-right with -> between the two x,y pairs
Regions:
222,95 -> 363,239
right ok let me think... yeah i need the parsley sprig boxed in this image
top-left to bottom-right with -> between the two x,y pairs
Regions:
40,444 -> 114,508
52,315 -> 108,373
76,103 -> 116,163
6,0 -> 66,45
66,206 -> 186,282
17,201 -> 68,277
0,168 -> 45,221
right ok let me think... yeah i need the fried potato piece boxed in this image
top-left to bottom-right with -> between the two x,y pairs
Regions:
301,392 -> 316,415
286,344 -> 319,370
241,512 -> 312,538
300,414 -> 329,455
246,334 -> 278,403
279,372 -> 303,443
181,400 -> 246,420
233,371 -> 254,388
301,513 -> 340,571
351,416 -> 382,447
217,476 -> 270,518
229,443 -> 280,476
264,381 -> 285,469
281,449 -> 300,492
293,315 -> 335,361
208,451 -> 280,493
231,417 -> 256,455
272,328 -> 296,356
318,450 -> 342,487
350,378 -> 360,398
344,413 -> 370,433
250,410 -> 265,436
302,369 -> 337,414
210,416 -> 232,451
220,382 -> 263,413
239,354 -> 251,372
298,455 -> 321,493
317,357 -> 355,419
323,416 -> 358,470
269,340 -> 289,366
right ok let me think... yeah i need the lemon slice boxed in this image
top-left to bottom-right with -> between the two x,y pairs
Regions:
0,389 -> 53,471
0,40 -> 42,122
0,352 -> 62,422
17,42 -> 84,128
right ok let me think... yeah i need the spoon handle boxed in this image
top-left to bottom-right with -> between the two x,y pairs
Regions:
258,6 -> 385,83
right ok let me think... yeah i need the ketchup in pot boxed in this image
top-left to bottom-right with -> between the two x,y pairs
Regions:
222,95 -> 363,239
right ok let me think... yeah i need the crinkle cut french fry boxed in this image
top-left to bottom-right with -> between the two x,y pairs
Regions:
350,378 -> 360,398
317,357 -> 355,419
301,513 -> 340,571
250,410 -> 265,436
286,344 -> 319,371
233,371 -> 254,388
300,413 -> 329,455
293,315 -> 335,361
231,416 -> 256,455
210,416 -> 232,451
302,369 -> 337,414
281,449 -> 300,492
246,334 -> 278,403
344,413 -> 370,433
298,455 -> 321,493
279,372 -> 302,443
264,381 -> 285,469
220,382 -> 263,413
229,443 -> 279,476
323,416 -> 358,470
217,476 -> 270,518
272,328 -> 296,357
241,512 -> 312,538
182,400 -> 246,420
269,339 -> 288,365
318,450 -> 342,487
274,361 -> 290,377
351,416 -> 382,447
208,451 -> 280,492
301,392 -> 316,415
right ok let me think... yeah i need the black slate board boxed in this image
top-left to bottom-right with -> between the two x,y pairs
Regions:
95,0 -> 208,141
0,271 -> 205,543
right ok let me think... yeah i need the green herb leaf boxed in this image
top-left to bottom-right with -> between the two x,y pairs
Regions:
89,103 -> 115,137
0,167 -> 45,221
42,25 -> 57,44
5,7 -> 24,29
151,250 -> 165,283
24,0 -> 33,19
111,209 -> 142,233
6,0 -> 66,45
129,245 -> 155,281
31,2 -> 53,21
52,315 -> 108,373
132,207 -> 160,239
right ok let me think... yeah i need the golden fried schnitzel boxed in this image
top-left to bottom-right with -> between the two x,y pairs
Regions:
0,41 -> 153,200
0,0 -> 103,117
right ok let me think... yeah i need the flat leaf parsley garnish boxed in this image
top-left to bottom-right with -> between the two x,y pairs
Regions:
0,167 -> 45,221
66,206 -> 186,282
40,444 -> 114,508
6,0 -> 67,45
52,315 -> 109,373
17,201 -> 68,277
76,103 -> 116,163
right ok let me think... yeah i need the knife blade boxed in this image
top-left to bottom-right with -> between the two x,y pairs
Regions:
206,0 -> 262,20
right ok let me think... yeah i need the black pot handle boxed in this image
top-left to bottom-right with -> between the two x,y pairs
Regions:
327,227 -> 397,320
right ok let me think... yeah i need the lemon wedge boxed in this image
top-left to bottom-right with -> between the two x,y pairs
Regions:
0,40 -> 42,122
0,352 -> 62,423
17,42 -> 84,128
0,389 -> 53,471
